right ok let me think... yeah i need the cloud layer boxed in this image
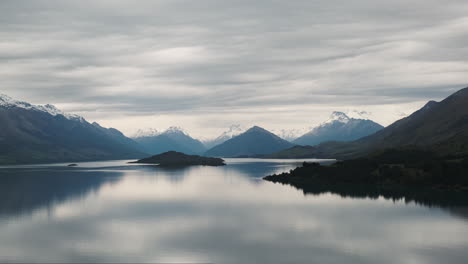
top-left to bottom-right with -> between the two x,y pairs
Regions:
1,0 -> 467,137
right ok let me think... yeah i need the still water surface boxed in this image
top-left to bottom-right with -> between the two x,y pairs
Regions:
0,159 -> 467,263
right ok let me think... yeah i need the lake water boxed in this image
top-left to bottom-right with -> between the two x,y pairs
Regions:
0,159 -> 467,263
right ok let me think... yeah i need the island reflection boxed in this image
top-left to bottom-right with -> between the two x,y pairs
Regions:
1,160 -> 468,264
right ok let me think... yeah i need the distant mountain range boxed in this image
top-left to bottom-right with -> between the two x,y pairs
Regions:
205,126 -> 294,157
131,128 -> 161,138
199,111 -> 383,146
203,126 -> 309,146
271,128 -> 311,142
0,94 -> 145,164
202,125 -> 246,149
132,127 -> 206,155
268,87 -> 468,159
293,111 -> 384,146
5,86 -> 466,165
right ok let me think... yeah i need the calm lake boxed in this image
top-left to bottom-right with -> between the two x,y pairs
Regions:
0,159 -> 468,263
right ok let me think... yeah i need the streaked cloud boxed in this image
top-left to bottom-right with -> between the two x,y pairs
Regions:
1,0 -> 467,137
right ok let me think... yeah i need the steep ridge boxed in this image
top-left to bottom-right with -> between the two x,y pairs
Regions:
0,94 -> 145,164
268,87 -> 468,159
293,112 -> 383,146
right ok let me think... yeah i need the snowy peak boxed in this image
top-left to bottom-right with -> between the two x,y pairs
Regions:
294,110 -> 384,146
132,128 -> 161,138
0,94 -> 83,121
345,110 -> 372,120
0,94 -> 31,108
321,110 -> 376,127
271,128 -> 311,142
132,126 -> 189,138
201,125 -> 246,148
222,124 -> 246,138
133,126 -> 206,155
162,126 -> 189,136
323,111 -> 351,125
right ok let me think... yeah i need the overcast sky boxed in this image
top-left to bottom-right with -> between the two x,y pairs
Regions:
1,0 -> 467,138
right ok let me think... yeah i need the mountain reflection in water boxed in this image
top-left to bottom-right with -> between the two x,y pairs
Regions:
0,159 -> 467,264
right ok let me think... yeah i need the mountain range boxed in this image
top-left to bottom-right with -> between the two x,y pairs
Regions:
132,128 -> 161,138
202,125 -> 246,149
205,126 -> 294,157
200,111 -> 382,147
132,127 -> 206,155
293,111 -> 384,146
202,126 -> 310,146
3,87 -> 466,164
271,128 -> 311,142
268,87 -> 468,159
0,94 -> 145,164
0,93 -> 390,164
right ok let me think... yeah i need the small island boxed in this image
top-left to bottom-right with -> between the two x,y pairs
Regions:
131,151 -> 226,167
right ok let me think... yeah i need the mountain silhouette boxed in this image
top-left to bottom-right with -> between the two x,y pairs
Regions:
205,126 -> 294,157
0,94 -> 145,164
294,112 -> 383,146
132,127 -> 206,155
268,87 -> 468,159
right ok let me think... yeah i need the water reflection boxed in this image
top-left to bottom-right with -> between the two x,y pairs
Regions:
274,181 -> 468,214
0,168 -> 123,218
0,160 -> 467,264
0,159 -> 300,219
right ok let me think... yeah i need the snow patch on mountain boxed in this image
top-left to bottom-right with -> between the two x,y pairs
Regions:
211,125 -> 246,141
293,111 -> 384,146
132,126 -> 192,139
202,125 -> 246,148
0,94 -> 84,122
222,124 -> 246,138
345,110 -> 373,120
132,128 -> 161,138
320,110 -> 378,127
271,128 -> 311,142
163,126 -> 190,136
323,111 -> 351,125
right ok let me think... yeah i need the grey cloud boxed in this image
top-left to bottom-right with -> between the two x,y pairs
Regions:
1,0 -> 468,135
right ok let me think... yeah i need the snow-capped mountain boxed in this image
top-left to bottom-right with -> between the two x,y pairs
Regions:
163,126 -> 190,136
0,94 -> 145,164
323,111 -> 351,124
293,111 -> 384,146
132,128 -> 161,138
202,125 -> 246,149
0,94 -> 83,122
344,110 -> 373,120
269,87 -> 468,159
132,126 -> 206,155
271,128 -> 312,142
